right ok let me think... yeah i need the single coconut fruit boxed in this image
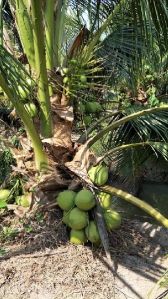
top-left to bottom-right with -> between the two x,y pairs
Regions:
75,189 -> 95,211
80,75 -> 87,83
85,102 -> 102,113
62,68 -> 69,74
0,189 -> 10,201
99,192 -> 111,209
63,76 -> 69,84
70,59 -> 78,65
88,164 -> 108,186
69,207 -> 88,230
57,190 -> 76,211
16,193 -> 31,208
62,210 -> 70,226
85,221 -> 100,244
85,102 -> 97,113
103,209 -> 121,231
24,103 -> 37,118
70,229 -> 87,245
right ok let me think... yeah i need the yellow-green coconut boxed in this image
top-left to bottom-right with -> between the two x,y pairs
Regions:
63,76 -> 69,84
99,192 -> 111,209
16,193 -> 31,208
103,209 -> 121,231
88,164 -> 108,186
80,75 -> 87,83
0,189 -> 10,201
69,207 -> 88,230
70,229 -> 87,245
75,189 -> 96,211
85,221 -> 100,244
57,190 -> 76,211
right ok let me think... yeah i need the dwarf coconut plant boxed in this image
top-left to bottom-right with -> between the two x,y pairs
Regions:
0,0 -> 168,251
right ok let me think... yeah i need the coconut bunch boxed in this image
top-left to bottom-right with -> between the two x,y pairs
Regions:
56,164 -> 121,245
17,77 -> 37,118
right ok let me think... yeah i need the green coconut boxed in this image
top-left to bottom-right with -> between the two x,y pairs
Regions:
62,68 -> 69,74
69,207 -> 88,230
63,76 -> 69,84
62,210 -> 70,226
0,189 -> 10,201
57,190 -> 76,211
99,192 -> 111,209
103,209 -> 121,231
24,103 -> 37,118
83,115 -> 92,126
85,221 -> 100,244
85,102 -> 102,113
70,59 -> 78,65
16,193 -> 31,208
70,229 -> 87,245
88,164 -> 108,186
0,200 -> 7,208
75,189 -> 96,211
80,75 -> 87,83
85,102 -> 97,113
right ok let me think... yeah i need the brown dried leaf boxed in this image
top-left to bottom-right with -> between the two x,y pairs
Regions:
66,143 -> 97,171
65,144 -> 97,184
19,136 -> 32,152
53,114 -> 72,148
50,94 -> 62,105
37,172 -> 70,191
7,204 -> 29,218
55,106 -> 74,122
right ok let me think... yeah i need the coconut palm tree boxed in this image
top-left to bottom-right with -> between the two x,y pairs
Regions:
0,0 -> 168,229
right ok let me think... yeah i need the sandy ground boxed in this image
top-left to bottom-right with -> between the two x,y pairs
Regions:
0,218 -> 168,299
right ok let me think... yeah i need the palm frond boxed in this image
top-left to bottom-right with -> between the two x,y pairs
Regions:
0,45 -> 32,99
70,0 -> 168,89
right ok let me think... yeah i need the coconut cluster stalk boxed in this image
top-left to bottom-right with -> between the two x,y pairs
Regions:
101,185 -> 168,228
0,73 -> 48,172
30,0 -> 53,137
